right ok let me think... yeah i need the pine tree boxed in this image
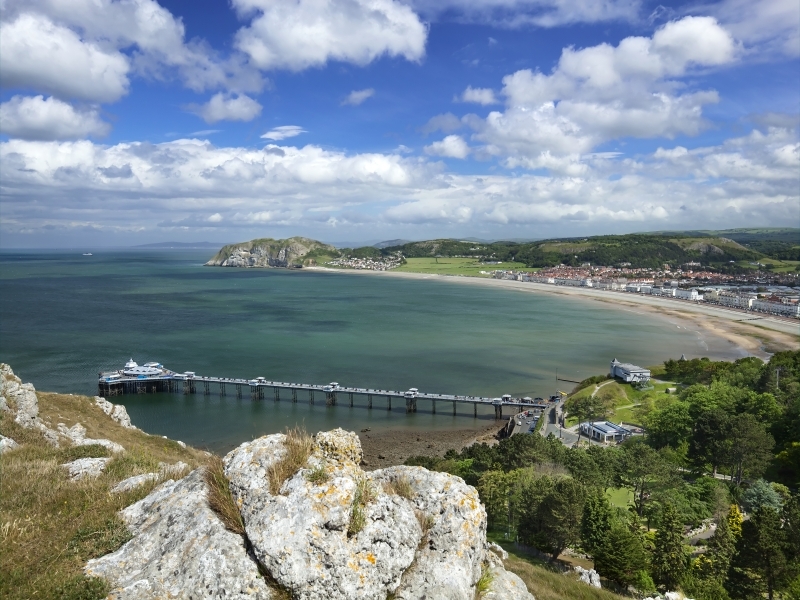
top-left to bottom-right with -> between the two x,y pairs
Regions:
593,521 -> 649,588
651,502 -> 688,591
706,508 -> 737,579
580,491 -> 613,555
727,506 -> 788,600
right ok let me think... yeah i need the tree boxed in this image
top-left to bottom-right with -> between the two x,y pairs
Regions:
517,476 -> 586,560
644,400 -> 693,449
651,502 -> 688,591
741,479 -> 784,513
580,491 -> 614,555
689,408 -> 732,477
593,521 -> 649,588
614,438 -> 676,518
726,414 -> 774,485
477,469 -> 514,528
704,507 -> 738,580
727,506 -> 788,600
564,392 -> 613,444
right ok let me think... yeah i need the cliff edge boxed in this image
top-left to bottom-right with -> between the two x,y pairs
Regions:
205,237 -> 338,268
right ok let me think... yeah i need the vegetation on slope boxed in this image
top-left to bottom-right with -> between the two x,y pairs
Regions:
405,351 -> 800,599
0,392 -> 206,600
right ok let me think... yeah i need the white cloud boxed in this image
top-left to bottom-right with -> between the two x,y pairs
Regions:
189,93 -> 263,124
0,13 -> 130,103
705,0 -> 799,57
0,126 -> 796,239
342,88 -> 375,106
1,0 -> 264,95
261,126 -> 307,141
424,135 -> 471,158
421,113 -> 463,135
460,86 -> 499,105
465,16 -> 736,164
0,95 -> 110,140
232,0 -> 427,71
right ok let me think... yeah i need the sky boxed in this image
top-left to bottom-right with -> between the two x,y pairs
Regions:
0,0 -> 798,248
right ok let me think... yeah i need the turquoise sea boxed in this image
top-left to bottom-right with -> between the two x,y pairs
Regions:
0,250 -> 743,452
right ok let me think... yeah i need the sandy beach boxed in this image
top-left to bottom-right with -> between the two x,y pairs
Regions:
308,266 -> 799,359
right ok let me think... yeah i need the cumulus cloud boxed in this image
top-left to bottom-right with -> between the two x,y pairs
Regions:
705,0 -> 799,57
421,113 -> 463,135
0,13 -> 130,103
424,135 -> 471,158
342,88 -> 375,106
463,16 -> 737,164
189,93 -> 263,123
0,126 -> 796,239
261,126 -> 307,141
459,86 -> 499,105
0,95 -> 110,140
232,0 -> 427,71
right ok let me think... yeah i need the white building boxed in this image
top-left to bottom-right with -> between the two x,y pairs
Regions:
717,293 -> 754,309
610,358 -> 651,383
675,288 -> 700,301
579,421 -> 632,443
752,299 -> 800,318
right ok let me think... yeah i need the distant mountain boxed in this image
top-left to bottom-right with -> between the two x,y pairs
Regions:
134,242 -> 225,248
205,237 -> 339,268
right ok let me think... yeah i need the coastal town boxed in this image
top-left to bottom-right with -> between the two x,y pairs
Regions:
492,264 -> 800,319
326,251 -> 404,271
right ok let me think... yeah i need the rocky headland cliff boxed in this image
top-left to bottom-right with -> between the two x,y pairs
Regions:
205,237 -> 338,268
1,364 -> 534,600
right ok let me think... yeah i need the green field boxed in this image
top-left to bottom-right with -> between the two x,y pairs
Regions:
565,379 -> 676,427
393,257 -> 529,277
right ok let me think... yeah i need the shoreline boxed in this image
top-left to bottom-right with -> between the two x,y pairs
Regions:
307,266 -> 799,359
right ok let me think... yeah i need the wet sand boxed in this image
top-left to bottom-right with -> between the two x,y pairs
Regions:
359,423 -> 501,470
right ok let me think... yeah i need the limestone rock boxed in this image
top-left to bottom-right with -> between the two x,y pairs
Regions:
94,396 -> 136,429
111,473 -> 159,494
224,429 -> 421,599
85,469 -> 273,599
0,435 -> 20,453
158,460 -> 189,477
1,363 -> 61,446
483,551 -> 535,600
63,457 -> 111,480
57,422 -> 125,453
574,566 -> 601,588
374,466 -> 487,600
205,237 -> 337,268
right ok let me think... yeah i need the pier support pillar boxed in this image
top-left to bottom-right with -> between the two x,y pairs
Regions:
453,401 -> 456,416
326,392 -> 336,406
406,398 -> 412,413
236,384 -> 242,399
292,388 -> 297,403
220,382 -> 226,397
432,400 -> 436,414
494,405 -> 503,419
474,404 -> 477,418
387,396 -> 391,411
349,392 -> 354,407
310,390 -> 315,404
203,381 -> 210,395
368,394 -> 372,409
274,387 -> 280,401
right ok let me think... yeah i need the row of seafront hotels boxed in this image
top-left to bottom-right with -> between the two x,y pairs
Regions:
493,270 -> 800,319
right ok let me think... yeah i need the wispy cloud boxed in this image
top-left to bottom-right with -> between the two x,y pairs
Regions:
341,88 -> 375,106
191,129 -> 221,137
260,125 -> 307,141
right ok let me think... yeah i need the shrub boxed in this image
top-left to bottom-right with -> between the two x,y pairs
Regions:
305,462 -> 330,485
384,475 -> 413,499
348,477 -> 376,537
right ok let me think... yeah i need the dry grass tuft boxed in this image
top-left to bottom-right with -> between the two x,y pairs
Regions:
204,455 -> 245,535
384,475 -> 414,500
267,427 -> 313,495
415,510 -> 435,538
348,477 -> 376,537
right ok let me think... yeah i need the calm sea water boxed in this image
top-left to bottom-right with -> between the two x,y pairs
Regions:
0,250 -> 741,452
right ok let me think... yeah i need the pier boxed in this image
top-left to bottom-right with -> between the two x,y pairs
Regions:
99,361 -> 551,419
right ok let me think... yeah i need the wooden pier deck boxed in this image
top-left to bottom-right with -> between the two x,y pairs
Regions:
98,368 -> 551,419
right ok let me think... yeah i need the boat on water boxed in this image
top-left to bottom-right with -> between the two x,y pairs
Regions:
82,253 -> 93,256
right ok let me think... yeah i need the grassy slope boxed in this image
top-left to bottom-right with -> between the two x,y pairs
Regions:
393,257 -> 529,277
0,392 -> 207,600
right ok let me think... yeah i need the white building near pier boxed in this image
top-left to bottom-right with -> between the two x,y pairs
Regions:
610,359 -> 651,383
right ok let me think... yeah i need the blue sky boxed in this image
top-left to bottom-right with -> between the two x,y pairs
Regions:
0,0 -> 798,247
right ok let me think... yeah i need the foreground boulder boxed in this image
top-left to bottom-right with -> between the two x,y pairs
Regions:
86,428 -> 533,599
86,469 -> 273,599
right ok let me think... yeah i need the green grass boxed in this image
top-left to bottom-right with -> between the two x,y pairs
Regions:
393,257 -> 529,277
605,487 -> 633,509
